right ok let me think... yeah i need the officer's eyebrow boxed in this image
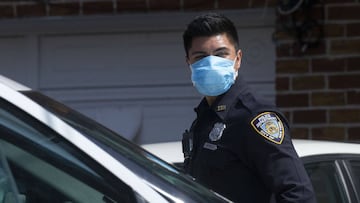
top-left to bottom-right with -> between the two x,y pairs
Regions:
190,50 -> 208,57
190,47 -> 230,57
213,47 -> 231,54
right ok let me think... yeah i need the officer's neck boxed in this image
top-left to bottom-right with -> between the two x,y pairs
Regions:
205,96 -> 217,106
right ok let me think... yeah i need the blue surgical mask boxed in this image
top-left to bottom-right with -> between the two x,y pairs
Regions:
190,55 -> 237,96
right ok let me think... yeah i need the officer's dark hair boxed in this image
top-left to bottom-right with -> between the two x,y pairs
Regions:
182,13 -> 239,57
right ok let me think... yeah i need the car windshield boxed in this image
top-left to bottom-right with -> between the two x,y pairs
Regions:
21,91 -> 225,202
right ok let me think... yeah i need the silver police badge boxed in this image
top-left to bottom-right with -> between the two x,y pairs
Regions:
209,122 -> 226,141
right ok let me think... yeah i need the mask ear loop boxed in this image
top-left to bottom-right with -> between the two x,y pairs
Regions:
233,56 -> 239,79
189,64 -> 196,87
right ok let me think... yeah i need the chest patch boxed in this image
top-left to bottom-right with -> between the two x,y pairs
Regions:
251,112 -> 284,144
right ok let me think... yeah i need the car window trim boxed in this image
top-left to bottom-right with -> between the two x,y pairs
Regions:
302,154 -> 360,203
0,143 -> 23,203
335,160 -> 353,203
0,82 -> 169,203
343,159 -> 360,203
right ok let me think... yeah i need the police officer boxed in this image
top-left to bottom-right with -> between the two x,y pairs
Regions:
181,13 -> 316,203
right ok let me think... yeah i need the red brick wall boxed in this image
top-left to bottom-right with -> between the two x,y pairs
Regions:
0,0 -> 358,141
275,1 -> 360,142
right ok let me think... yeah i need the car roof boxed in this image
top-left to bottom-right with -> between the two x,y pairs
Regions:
0,75 -> 171,202
142,139 -> 360,164
292,139 -> 360,157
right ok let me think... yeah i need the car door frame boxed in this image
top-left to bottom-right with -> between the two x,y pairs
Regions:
0,82 -> 170,203
302,154 -> 360,203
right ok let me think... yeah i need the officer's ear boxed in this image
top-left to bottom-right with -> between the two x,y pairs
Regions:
235,49 -> 242,71
186,55 -> 191,67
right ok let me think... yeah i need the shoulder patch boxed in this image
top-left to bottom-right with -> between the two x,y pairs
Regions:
251,112 -> 284,144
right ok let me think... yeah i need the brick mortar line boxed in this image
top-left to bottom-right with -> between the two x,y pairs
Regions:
344,87 -> 349,105
79,0 -> 83,16
145,0 -> 150,11
0,2 -> 37,6
277,89 -> 360,95
309,90 -> 312,114
344,20 -> 349,36
289,77 -> 293,92
277,70 -> 360,75
276,54 -> 339,60
276,36 -> 360,44
276,54 -> 360,60
328,54 -> 360,59
113,0 -> 117,14
280,106 -> 360,111
330,37 -> 360,41
291,124 -> 360,128
179,0 -> 184,11
326,20 -> 360,24
214,0 -> 218,9
326,3 -> 360,7
12,3 -> 16,17
45,3 -> 50,16
325,107 -> 330,125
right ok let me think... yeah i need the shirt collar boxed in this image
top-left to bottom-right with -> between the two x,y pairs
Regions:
212,75 -> 249,121
194,75 -> 250,121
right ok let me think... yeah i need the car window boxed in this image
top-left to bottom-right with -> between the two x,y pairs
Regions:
0,98 -> 143,203
0,151 -> 24,203
349,160 -> 360,199
0,161 -> 10,203
305,161 -> 348,203
21,91 -> 231,203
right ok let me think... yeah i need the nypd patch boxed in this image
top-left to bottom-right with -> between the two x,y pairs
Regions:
251,112 -> 284,144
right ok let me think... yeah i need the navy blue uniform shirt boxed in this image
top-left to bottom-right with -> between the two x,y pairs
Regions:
183,76 -> 316,203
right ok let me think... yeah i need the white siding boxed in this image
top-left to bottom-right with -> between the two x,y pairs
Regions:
0,10 -> 275,144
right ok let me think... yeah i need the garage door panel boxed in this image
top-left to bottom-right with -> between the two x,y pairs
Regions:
39,32 -> 188,89
67,99 -> 198,144
0,36 -> 38,88
238,28 -> 275,83
43,85 -> 199,102
1,10 -> 275,144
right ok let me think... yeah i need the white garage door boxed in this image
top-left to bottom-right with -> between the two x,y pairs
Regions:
0,10 -> 275,144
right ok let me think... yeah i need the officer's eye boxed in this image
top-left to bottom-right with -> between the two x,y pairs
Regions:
214,51 -> 229,58
193,55 -> 207,62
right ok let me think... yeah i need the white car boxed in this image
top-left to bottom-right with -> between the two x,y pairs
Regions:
0,75 -> 231,203
143,135 -> 360,203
